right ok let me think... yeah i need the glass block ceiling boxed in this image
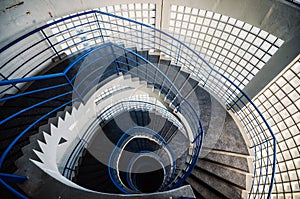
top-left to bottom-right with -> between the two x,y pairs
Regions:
169,5 -> 284,91
48,3 -> 156,55
99,3 -> 156,25
49,3 -> 285,93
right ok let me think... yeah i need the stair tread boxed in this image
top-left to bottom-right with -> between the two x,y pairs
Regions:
196,160 -> 247,189
191,167 -> 243,199
186,177 -> 225,199
200,149 -> 249,172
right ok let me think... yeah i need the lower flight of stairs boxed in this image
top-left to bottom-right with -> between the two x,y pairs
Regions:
0,43 -> 253,199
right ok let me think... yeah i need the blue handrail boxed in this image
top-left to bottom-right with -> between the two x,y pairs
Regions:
0,9 -> 276,199
126,150 -> 166,192
58,43 -> 202,190
108,126 -> 177,193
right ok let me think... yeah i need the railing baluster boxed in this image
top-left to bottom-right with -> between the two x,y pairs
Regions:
40,29 -> 62,60
95,13 -> 105,43
110,45 -> 120,75
0,10 -> 276,198
0,73 -> 21,92
64,74 -> 84,103
141,25 -> 144,50
176,44 -> 181,65
203,68 -> 213,87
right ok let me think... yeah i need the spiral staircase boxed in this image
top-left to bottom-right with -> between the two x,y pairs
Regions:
0,10 -> 276,199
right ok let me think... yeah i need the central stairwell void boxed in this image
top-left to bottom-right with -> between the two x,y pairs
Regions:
0,10 -> 276,199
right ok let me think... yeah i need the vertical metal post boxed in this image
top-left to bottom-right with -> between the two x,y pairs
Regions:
40,29 -> 62,60
110,45 -> 120,75
0,73 -> 21,92
95,13 -> 105,43
203,68 -> 213,87
175,104 -> 181,113
176,44 -> 181,65
64,74 -> 84,103
141,25 -> 144,50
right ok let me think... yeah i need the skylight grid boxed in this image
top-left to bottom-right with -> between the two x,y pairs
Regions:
48,13 -> 101,55
98,3 -> 156,48
48,3 -> 156,55
100,3 -> 156,26
239,56 -> 300,198
169,5 -> 284,91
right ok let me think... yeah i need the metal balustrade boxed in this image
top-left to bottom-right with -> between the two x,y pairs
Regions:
63,99 -> 185,182
108,126 -> 176,193
63,43 -> 203,190
126,151 -> 166,192
0,10 -> 276,199
0,43 -> 203,197
98,99 -> 185,133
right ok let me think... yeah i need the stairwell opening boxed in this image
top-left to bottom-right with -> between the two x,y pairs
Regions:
130,155 -> 164,193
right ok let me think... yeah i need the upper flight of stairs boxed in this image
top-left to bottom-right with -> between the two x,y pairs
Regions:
0,43 -> 253,199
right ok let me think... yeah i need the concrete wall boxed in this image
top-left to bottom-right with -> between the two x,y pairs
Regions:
1,0 -> 299,48
0,0 -> 162,47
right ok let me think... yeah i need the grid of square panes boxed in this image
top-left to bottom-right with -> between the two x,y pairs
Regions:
99,3 -> 156,26
97,3 -> 156,49
48,12 -> 102,55
48,3 -> 156,55
235,102 -> 276,199
168,5 -> 284,92
239,57 -> 300,198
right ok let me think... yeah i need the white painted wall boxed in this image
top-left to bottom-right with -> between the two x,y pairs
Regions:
0,0 -> 162,47
1,0 -> 299,48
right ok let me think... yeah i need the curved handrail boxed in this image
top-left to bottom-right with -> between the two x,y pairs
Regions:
14,41 -> 201,194
65,42 -> 203,145
97,100 -> 183,130
0,9 -> 276,199
62,99 -> 182,180
126,150 -> 167,192
108,126 -> 177,193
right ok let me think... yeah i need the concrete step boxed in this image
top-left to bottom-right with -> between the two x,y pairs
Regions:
159,58 -> 171,67
159,120 -> 173,139
200,149 -> 250,172
164,125 -> 178,142
191,166 -> 243,199
185,176 -> 224,199
180,76 -> 199,98
148,53 -> 160,64
166,64 -> 181,83
137,49 -> 149,60
173,71 -> 190,91
196,159 -> 247,189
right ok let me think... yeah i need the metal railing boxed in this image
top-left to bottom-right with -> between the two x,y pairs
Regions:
0,10 -> 276,199
108,126 -> 176,193
126,151 -> 167,192
63,99 -> 186,185
98,99 -> 185,132
0,43 -> 203,197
